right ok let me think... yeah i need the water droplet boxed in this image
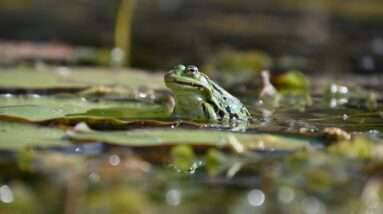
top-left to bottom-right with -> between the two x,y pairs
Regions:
330,84 -> 338,94
166,188 -> 181,206
187,160 -> 203,175
74,147 -> 82,153
138,92 -> 148,99
109,154 -> 120,166
278,186 -> 295,204
247,189 -> 265,207
338,86 -> 348,94
0,185 -> 14,203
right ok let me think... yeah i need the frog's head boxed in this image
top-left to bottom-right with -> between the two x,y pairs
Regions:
165,64 -> 211,93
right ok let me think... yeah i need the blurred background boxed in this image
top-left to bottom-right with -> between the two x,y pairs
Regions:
2,2 -> 383,213
1,0 -> 383,73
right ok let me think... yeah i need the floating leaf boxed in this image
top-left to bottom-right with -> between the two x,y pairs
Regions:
0,67 -> 164,90
0,96 -> 172,122
67,128 -> 322,151
0,122 -> 67,150
272,70 -> 310,92
68,104 -> 172,120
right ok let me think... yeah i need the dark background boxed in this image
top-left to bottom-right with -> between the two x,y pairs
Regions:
1,0 -> 383,73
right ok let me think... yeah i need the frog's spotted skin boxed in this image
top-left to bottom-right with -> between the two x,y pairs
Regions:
164,64 -> 251,122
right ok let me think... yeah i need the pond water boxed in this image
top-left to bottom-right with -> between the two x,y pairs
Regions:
0,68 -> 383,214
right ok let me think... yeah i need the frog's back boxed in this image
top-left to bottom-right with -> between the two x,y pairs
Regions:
209,79 -> 251,121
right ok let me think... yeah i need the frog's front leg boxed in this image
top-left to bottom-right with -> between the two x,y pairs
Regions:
201,102 -> 218,121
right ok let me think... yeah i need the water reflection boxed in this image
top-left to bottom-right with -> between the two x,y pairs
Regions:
0,185 -> 14,203
277,186 -> 295,204
74,146 -> 82,153
247,189 -> 265,207
1,93 -> 13,98
301,197 -> 326,214
110,48 -> 125,67
166,188 -> 181,206
109,154 -> 121,166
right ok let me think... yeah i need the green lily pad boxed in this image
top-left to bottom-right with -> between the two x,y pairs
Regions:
68,105 -> 172,120
0,67 -> 164,90
68,128 -> 322,150
0,96 -> 171,122
0,122 -> 67,150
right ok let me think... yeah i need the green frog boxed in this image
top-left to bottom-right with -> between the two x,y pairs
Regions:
165,64 -> 251,122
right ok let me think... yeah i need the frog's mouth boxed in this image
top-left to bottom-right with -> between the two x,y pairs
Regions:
164,72 -> 207,91
174,80 -> 202,88
167,79 -> 205,91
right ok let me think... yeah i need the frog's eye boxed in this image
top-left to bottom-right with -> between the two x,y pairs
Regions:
186,65 -> 199,74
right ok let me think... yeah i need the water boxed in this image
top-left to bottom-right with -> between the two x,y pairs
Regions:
0,78 -> 383,213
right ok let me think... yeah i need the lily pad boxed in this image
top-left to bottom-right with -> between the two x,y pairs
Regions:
0,122 -> 67,150
68,105 -> 172,120
0,96 -> 171,122
0,67 -> 164,90
67,128 -> 322,151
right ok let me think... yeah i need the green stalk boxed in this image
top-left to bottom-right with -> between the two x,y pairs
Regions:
114,0 -> 134,67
